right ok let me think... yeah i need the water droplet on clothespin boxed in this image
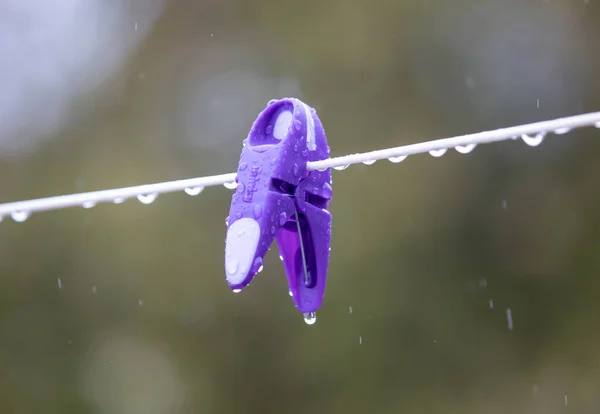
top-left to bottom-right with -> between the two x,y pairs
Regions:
113,198 -> 126,204
185,186 -> 204,196
388,155 -> 407,163
82,201 -> 96,209
57,278 -> 62,289
288,290 -> 293,297
257,265 -> 264,273
362,160 -> 376,165
553,127 -> 570,135
279,212 -> 287,225
429,149 -> 447,157
226,259 -> 239,275
253,204 -> 263,219
236,183 -> 246,193
11,211 -> 30,222
521,132 -> 545,147
238,162 -> 248,171
333,165 -> 349,171
279,254 -> 284,261
137,193 -> 158,204
232,289 -> 242,293
455,144 -> 477,154
293,164 -> 299,176
303,312 -> 317,325
223,182 -> 238,190
225,216 -> 229,226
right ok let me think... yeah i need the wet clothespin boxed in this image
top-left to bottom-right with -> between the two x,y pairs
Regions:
224,97 -> 332,324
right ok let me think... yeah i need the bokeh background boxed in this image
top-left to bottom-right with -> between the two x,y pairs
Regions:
1,0 -> 600,413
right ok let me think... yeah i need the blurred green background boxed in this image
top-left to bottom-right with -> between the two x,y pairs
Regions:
1,0 -> 600,413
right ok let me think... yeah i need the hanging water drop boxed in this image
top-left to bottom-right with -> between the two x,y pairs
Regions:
429,149 -> 447,157
185,186 -> 204,196
11,211 -> 30,222
594,121 -> 600,128
137,193 -> 158,204
82,201 -> 96,209
362,160 -> 376,165
257,265 -> 264,273
553,127 -> 570,135
288,290 -> 293,297
113,197 -> 125,204
388,155 -> 407,163
303,312 -> 317,325
521,132 -> 545,147
455,144 -> 477,154
333,165 -> 349,171
232,289 -> 242,293
223,182 -> 238,190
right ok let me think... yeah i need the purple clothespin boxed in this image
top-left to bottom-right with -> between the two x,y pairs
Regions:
224,97 -> 332,323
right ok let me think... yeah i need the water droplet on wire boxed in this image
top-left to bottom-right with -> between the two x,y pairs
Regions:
362,160 -> 376,165
429,149 -> 447,157
521,132 -> 545,147
455,144 -> 476,154
113,198 -> 126,204
232,289 -> 241,294
303,312 -> 317,325
137,193 -> 158,204
184,186 -> 204,196
553,127 -> 570,135
388,156 -> 407,163
594,121 -> 600,128
82,201 -> 96,209
11,211 -> 30,222
333,165 -> 349,171
223,182 -> 237,190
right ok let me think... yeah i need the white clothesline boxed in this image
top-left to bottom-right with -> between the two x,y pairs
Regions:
1,111 -> 599,222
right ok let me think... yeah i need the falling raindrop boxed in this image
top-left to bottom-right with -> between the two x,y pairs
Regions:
138,299 -> 143,306
137,193 -> 158,204
223,182 -> 238,190
232,289 -> 242,293
455,144 -> 477,154
303,312 -> 317,325
185,186 -> 204,196
0,215 -> 3,223
429,149 -> 447,157
521,132 -> 545,147
349,306 -> 353,314
11,211 -> 30,222
564,394 -> 568,406
333,165 -> 349,171
502,200 -> 507,210
553,127 -> 570,135
113,198 -> 126,204
489,299 -> 494,309
57,278 -> 62,289
359,336 -> 362,345
362,160 -> 376,165
92,285 -> 97,294
82,201 -> 96,209
506,308 -> 513,330
388,155 -> 407,163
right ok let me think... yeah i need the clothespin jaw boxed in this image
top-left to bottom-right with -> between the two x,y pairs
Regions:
224,97 -> 332,316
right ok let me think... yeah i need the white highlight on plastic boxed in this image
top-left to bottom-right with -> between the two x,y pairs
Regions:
0,111 -> 598,218
273,110 -> 293,140
302,103 -> 316,151
224,218 -> 260,285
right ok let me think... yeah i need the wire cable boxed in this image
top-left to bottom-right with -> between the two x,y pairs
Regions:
1,111 -> 599,221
